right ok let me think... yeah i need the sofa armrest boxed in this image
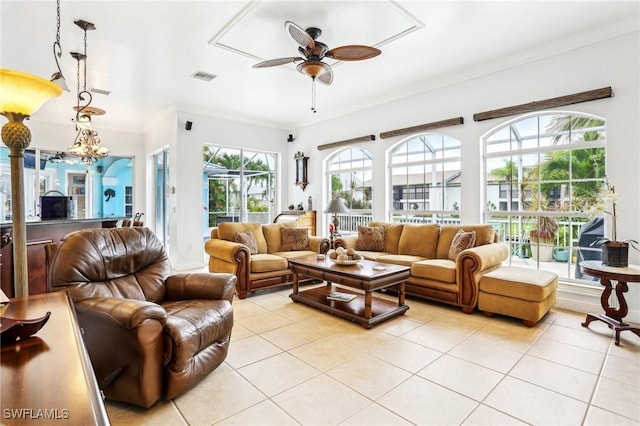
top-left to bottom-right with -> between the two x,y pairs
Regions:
334,235 -> 358,250
75,297 -> 168,329
308,236 -> 331,253
456,243 -> 509,313
204,238 -> 250,264
74,297 -> 167,408
166,272 -> 236,302
204,238 -> 250,298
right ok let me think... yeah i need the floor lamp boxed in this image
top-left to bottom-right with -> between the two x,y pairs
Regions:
0,69 -> 62,297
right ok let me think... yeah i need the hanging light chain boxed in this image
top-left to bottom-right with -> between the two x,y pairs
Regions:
55,0 -> 61,45
311,77 -> 317,113
83,26 -> 88,92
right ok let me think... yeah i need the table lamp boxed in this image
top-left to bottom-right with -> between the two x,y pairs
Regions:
324,198 -> 349,248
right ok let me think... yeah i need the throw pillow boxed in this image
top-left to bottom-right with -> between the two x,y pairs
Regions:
356,226 -> 386,251
448,229 -> 476,260
235,230 -> 258,254
281,228 -> 309,251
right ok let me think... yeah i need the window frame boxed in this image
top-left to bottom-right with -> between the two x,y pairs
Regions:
388,133 -> 462,224
482,110 -> 607,284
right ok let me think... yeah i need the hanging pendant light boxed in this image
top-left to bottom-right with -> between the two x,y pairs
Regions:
50,0 -> 69,91
68,19 -> 109,166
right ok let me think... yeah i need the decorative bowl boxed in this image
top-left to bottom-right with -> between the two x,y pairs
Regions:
328,252 -> 362,265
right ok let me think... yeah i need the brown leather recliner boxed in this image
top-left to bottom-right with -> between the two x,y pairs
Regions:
46,227 -> 236,408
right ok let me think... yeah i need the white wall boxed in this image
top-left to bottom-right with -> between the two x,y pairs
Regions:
289,32 -> 640,321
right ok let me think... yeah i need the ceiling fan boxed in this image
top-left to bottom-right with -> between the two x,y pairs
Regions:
253,21 -> 381,112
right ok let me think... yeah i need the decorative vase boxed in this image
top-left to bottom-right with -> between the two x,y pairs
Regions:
529,236 -> 554,262
602,241 -> 628,267
552,248 -> 569,262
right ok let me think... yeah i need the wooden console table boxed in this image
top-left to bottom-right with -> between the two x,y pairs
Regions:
580,260 -> 640,346
0,291 -> 110,425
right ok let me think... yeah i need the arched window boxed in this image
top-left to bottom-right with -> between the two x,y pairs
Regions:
389,133 -> 462,223
483,112 -> 606,284
325,147 -> 373,235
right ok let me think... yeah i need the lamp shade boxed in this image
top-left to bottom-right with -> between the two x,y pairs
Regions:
297,60 -> 330,78
0,69 -> 62,115
324,198 -> 349,214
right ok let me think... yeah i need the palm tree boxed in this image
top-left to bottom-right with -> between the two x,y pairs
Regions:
541,114 -> 606,211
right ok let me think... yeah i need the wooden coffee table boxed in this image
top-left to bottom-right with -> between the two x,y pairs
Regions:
288,254 -> 410,328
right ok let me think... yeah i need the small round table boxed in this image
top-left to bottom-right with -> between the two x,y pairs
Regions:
580,260 -> 640,345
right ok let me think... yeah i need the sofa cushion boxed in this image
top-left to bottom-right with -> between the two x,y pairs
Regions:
397,224 -> 440,258
480,266 -> 558,302
356,226 -> 385,251
273,250 -> 317,259
448,229 -> 476,260
281,228 -> 309,251
369,221 -> 403,254
262,224 -> 282,253
250,254 -> 289,273
218,222 -> 268,253
412,259 -> 457,283
235,230 -> 258,254
263,222 -> 300,253
357,251 -> 392,261
376,254 -> 427,267
437,225 -> 495,259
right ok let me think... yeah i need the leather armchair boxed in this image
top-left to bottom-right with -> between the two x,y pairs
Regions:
46,227 -> 236,408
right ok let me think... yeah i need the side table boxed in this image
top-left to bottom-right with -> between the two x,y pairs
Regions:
580,260 -> 640,346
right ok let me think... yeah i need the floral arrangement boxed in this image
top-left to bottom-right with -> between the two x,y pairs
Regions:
587,178 -> 638,251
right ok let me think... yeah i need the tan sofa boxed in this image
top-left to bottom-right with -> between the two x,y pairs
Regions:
205,222 -> 330,299
334,221 -> 509,313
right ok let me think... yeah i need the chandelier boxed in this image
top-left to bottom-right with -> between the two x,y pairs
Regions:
68,19 -> 109,166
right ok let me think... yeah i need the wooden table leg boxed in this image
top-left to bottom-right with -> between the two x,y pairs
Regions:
581,276 -> 639,345
364,291 -> 372,319
292,272 -> 299,295
398,282 -> 406,306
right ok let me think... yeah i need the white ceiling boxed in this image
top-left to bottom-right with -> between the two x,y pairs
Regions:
1,1 -> 638,133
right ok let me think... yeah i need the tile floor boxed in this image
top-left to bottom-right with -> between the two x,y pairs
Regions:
105,285 -> 640,425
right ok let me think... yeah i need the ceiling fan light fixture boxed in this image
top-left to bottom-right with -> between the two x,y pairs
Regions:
297,60 -> 329,78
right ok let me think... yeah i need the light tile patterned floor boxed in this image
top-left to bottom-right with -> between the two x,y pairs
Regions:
105,285 -> 640,425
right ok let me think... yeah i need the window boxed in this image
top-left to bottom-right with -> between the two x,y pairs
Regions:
326,148 -> 373,235
483,112 -> 606,284
124,186 -> 133,217
203,146 -> 277,227
389,133 -> 461,223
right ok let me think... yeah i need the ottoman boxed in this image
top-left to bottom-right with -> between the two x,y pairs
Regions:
478,266 -> 558,326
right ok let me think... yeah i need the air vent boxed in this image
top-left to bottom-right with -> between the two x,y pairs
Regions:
192,71 -> 217,82
90,87 -> 111,95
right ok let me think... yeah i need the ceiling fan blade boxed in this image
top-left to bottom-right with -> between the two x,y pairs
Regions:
253,57 -> 302,68
285,21 -> 315,50
317,67 -> 333,86
325,45 -> 381,61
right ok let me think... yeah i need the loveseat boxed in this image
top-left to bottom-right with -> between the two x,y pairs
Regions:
334,221 -> 509,313
205,222 -> 330,298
